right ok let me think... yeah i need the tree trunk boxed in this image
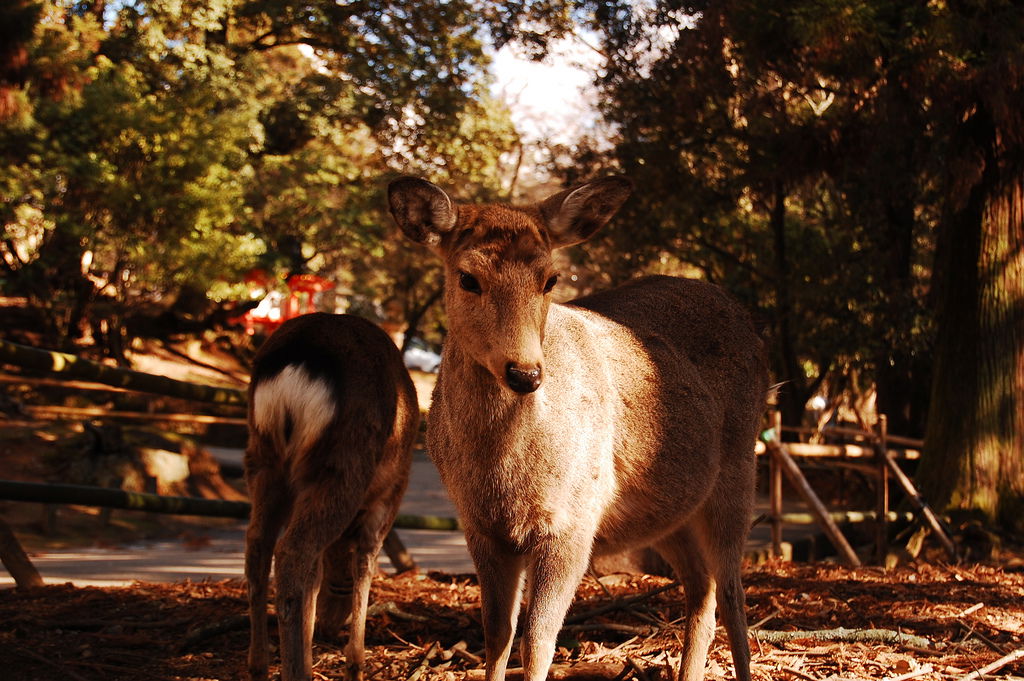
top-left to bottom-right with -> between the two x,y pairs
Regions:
769,181 -> 808,426
400,286 -> 443,354
919,109 -> 1024,531
875,194 -> 927,437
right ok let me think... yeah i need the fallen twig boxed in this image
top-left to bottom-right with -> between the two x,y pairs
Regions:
886,663 -> 933,681
587,572 -> 665,627
443,640 -> 483,666
754,627 -> 932,649
955,602 -> 985,619
607,635 -> 640,657
960,648 -> 1024,680
406,641 -> 440,681
625,656 -> 651,681
387,628 -> 423,650
369,601 -> 431,623
562,622 -> 655,636
957,619 -> 1007,654
781,664 -> 817,681
750,609 -> 781,630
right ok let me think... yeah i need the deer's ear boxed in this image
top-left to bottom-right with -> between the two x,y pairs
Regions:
539,176 -> 632,248
388,176 -> 458,247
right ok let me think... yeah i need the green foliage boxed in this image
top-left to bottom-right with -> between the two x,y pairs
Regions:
0,1 -> 260,352
1,0 -> 522,357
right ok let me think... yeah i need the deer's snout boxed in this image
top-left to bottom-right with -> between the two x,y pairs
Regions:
505,362 -> 542,394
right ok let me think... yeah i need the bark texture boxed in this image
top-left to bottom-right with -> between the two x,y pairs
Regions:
920,109 -> 1024,530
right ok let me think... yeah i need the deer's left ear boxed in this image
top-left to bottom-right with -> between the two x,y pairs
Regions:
539,176 -> 632,248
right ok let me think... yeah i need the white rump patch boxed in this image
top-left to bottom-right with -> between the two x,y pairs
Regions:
253,364 -> 335,458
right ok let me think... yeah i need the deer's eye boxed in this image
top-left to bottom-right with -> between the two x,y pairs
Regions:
459,271 -> 482,294
543,274 -> 559,293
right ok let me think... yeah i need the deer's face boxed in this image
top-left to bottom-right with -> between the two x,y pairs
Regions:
444,205 -> 557,393
388,176 -> 632,395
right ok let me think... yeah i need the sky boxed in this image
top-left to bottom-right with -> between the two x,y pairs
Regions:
490,37 -> 603,145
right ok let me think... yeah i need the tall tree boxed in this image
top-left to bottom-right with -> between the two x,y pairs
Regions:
1,0 -> 524,356
576,1 -> 925,426
577,0 -> 1024,528
917,0 -> 1024,530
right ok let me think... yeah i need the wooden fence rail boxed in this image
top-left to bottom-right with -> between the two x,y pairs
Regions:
0,479 -> 462,531
0,338 -> 246,406
22,405 -> 248,426
0,479 -> 250,518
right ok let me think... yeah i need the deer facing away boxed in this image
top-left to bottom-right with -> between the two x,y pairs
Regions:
244,313 -> 420,681
388,177 -> 768,681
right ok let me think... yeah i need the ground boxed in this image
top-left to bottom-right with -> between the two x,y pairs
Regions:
2,560 -> 1023,681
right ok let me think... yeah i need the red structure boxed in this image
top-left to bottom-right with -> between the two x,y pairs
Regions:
238,273 -> 334,336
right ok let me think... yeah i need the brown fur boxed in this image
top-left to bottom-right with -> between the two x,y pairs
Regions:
244,313 -> 419,681
389,177 -> 768,681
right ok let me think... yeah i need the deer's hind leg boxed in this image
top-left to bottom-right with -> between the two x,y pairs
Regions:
657,493 -> 753,681
341,503 -> 396,681
706,485 -> 754,681
708,435 -> 757,681
275,478 -> 364,681
654,527 -> 718,681
245,450 -> 291,681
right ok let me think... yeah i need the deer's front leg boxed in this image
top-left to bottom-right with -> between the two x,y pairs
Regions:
465,529 -> 526,681
520,533 -> 593,681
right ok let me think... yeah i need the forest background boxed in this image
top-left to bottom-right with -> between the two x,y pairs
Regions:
1,0 -> 1022,535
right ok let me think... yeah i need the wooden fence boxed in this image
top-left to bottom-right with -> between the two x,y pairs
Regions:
759,411 -> 957,566
0,337 -> 958,587
0,338 -> 447,587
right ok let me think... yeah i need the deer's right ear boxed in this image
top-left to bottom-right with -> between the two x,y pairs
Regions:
388,177 -> 457,247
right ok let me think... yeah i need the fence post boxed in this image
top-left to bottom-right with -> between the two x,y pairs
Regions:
0,518 -> 43,589
768,440 -> 862,567
769,410 -> 783,558
876,446 -> 959,561
875,414 -> 890,563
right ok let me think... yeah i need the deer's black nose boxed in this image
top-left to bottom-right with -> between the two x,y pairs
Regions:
505,363 -> 542,394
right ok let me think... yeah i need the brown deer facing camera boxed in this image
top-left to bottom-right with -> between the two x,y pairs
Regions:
244,313 -> 419,681
389,177 -> 768,681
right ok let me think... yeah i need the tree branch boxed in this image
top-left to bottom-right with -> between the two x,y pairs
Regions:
754,627 -> 932,649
